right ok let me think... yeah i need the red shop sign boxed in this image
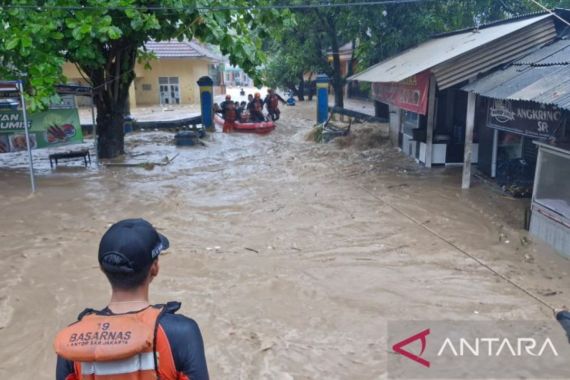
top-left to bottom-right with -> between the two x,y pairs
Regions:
371,71 -> 430,115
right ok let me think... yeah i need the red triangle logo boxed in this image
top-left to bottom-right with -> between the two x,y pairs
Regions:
392,328 -> 431,368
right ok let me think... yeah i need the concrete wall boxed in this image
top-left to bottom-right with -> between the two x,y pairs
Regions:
530,206 -> 570,258
133,59 -> 209,106
388,105 -> 401,148
61,63 -> 94,107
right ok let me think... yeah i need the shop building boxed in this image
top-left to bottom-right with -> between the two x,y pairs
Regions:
462,34 -> 570,189
349,14 -> 557,168
222,64 -> 253,87
462,30 -> 570,255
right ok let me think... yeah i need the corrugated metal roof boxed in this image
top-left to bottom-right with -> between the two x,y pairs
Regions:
144,40 -> 222,61
433,18 -> 555,88
463,39 -> 570,110
349,14 -> 555,89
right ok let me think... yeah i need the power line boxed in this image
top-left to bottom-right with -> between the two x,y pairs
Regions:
0,0 -> 428,13
526,0 -> 570,27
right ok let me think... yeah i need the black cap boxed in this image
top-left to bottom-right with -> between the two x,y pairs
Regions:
98,219 -> 169,274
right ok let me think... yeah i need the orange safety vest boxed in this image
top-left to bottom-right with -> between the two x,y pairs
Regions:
54,305 -> 180,380
224,103 -> 237,122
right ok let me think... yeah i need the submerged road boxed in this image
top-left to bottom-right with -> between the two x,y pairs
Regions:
0,102 -> 568,379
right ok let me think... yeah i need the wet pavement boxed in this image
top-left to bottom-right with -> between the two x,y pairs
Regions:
0,102 -> 569,379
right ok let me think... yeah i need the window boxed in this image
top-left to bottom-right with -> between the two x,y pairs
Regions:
159,77 -> 179,85
158,77 -> 180,105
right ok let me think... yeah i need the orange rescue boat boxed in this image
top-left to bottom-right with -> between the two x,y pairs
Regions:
214,115 -> 276,135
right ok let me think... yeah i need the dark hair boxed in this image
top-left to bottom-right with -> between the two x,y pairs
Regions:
100,255 -> 156,290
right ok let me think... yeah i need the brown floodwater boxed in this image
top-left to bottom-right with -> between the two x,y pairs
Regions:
0,102 -> 568,379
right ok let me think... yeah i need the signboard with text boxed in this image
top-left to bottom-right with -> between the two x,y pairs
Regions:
371,71 -> 430,115
487,99 -> 564,138
0,109 -> 83,153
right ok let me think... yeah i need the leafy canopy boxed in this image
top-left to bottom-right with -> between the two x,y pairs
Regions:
0,0 -> 291,110
263,0 -> 562,96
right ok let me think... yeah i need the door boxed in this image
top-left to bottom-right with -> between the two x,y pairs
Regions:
159,77 -> 180,105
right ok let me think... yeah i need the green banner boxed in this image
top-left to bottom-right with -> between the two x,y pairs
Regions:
0,109 -> 83,153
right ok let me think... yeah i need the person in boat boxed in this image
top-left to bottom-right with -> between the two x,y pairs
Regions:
218,95 -> 232,116
55,219 -> 209,380
264,89 -> 286,121
248,92 -> 265,122
237,101 -> 247,122
220,95 -> 238,132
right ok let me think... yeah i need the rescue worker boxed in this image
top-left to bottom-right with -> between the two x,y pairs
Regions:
236,101 -> 247,122
248,92 -> 265,122
264,89 -> 286,121
219,95 -> 237,132
55,219 -> 209,380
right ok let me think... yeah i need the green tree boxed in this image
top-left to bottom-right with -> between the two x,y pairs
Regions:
0,1 -> 290,158
264,13 -> 328,101
353,0 -> 558,70
264,2 -> 353,107
265,0 -> 562,108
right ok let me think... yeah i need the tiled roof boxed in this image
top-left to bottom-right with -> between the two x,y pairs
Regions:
144,40 -> 222,61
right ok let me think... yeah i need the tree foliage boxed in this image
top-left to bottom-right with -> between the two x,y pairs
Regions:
264,13 -> 328,100
264,2 -> 350,106
0,0 -> 291,157
264,0 -> 561,107
353,0 -> 545,70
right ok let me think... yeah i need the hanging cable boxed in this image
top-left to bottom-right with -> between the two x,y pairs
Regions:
526,0 -> 570,27
0,0 -> 429,12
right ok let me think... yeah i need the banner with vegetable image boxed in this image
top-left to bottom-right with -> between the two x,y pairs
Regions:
0,109 -> 83,153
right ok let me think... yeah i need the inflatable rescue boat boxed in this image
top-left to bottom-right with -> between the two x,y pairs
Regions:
214,115 -> 276,135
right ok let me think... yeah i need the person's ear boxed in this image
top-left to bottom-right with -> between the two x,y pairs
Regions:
149,259 -> 159,280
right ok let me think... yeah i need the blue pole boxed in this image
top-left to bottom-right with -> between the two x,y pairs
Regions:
197,76 -> 214,131
316,74 -> 329,124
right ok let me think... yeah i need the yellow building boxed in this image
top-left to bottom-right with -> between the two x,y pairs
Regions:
62,40 -> 223,108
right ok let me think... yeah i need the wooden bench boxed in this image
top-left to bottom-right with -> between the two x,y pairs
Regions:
49,149 -> 91,168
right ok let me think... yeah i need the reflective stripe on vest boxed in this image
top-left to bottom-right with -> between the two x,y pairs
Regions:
81,352 -> 155,376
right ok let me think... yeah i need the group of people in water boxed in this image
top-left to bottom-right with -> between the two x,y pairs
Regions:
215,89 -> 286,130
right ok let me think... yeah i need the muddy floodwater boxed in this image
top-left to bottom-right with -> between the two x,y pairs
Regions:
0,102 -> 569,379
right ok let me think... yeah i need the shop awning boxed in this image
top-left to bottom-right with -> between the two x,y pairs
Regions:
349,14 -> 555,89
463,39 -> 570,110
